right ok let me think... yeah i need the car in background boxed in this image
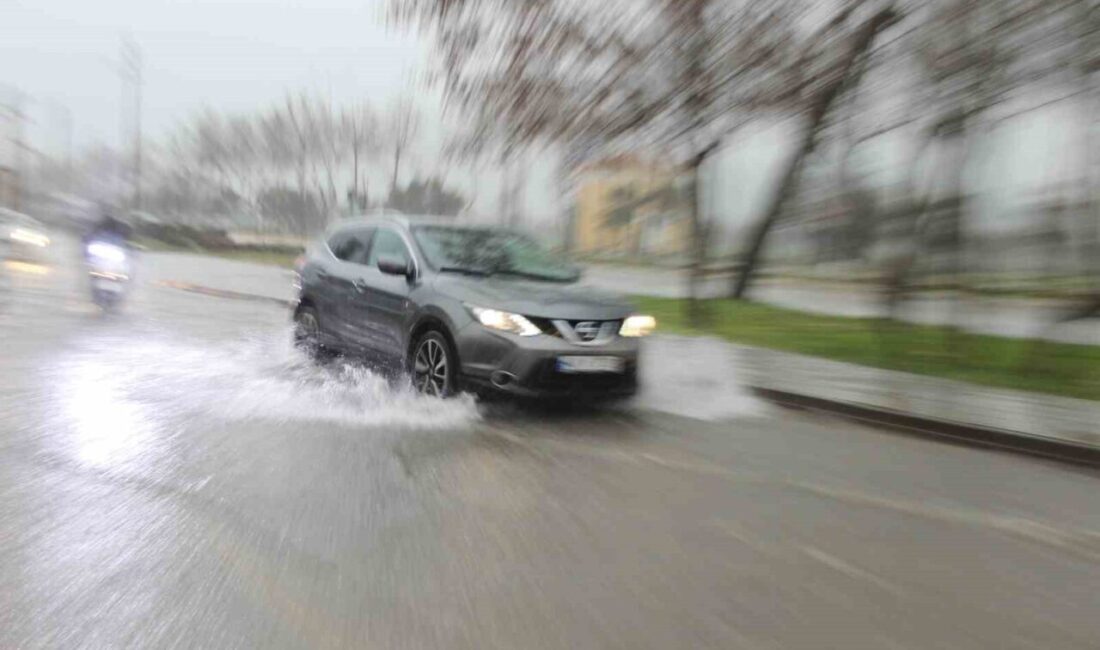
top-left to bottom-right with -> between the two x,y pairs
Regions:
293,216 -> 656,399
0,208 -> 51,261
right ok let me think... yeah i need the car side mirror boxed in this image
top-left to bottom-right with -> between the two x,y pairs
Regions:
377,254 -> 412,278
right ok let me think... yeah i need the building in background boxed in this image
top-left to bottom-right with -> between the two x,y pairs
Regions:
571,156 -> 692,260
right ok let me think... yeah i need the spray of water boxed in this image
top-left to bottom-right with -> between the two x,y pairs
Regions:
50,327 -> 481,433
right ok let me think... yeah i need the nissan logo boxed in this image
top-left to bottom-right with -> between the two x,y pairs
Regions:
573,321 -> 601,341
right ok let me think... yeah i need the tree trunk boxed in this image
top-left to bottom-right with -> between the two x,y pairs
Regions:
324,160 -> 339,220
351,146 -> 359,214
511,166 -> 526,228
730,7 -> 897,299
392,146 -> 402,196
685,144 -> 719,324
499,163 -> 511,226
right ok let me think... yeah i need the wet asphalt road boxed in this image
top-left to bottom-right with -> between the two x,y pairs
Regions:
2,243 -> 1100,649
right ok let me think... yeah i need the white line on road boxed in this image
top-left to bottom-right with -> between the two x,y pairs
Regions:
799,545 -> 904,596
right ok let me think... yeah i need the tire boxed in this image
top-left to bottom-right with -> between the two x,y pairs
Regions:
91,289 -> 120,312
293,305 -> 329,360
410,330 -> 457,397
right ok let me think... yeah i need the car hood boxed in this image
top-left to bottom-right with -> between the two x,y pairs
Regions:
433,275 -> 635,320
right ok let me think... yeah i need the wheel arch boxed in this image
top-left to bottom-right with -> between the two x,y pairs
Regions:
408,312 -> 460,366
294,294 -> 317,316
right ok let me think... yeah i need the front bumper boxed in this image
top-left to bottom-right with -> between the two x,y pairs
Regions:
455,323 -> 640,398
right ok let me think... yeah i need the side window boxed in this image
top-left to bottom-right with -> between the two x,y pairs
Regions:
366,229 -> 411,268
326,232 -> 349,259
328,228 -> 374,264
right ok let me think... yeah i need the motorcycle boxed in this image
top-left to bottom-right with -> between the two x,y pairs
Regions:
85,240 -> 131,310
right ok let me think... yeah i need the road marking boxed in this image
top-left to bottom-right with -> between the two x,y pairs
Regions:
711,521 -> 904,596
487,422 -> 1100,563
710,520 -> 785,558
480,421 -> 749,477
791,482 -> 1100,562
799,545 -> 904,596
637,451 -> 738,477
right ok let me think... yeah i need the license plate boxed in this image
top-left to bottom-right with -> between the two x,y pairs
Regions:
556,356 -> 625,374
95,279 -> 123,292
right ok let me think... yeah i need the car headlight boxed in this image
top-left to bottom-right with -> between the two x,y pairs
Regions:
619,314 -> 656,337
10,228 -> 50,247
469,306 -> 541,336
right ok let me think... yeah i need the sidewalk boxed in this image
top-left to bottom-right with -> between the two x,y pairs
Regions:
737,343 -> 1100,464
142,250 -> 298,303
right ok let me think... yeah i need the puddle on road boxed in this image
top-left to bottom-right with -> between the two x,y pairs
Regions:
38,326 -> 764,474
47,328 -> 480,437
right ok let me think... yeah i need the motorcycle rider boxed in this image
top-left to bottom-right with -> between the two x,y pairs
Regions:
82,209 -> 134,309
82,211 -> 132,252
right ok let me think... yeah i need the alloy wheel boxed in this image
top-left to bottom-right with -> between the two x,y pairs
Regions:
414,337 -> 449,397
295,310 -> 320,348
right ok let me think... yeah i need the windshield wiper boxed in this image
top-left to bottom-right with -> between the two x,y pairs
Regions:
490,269 -> 577,283
439,265 -> 575,282
438,266 -> 490,277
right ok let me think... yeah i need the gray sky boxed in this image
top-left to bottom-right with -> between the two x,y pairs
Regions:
2,0 -> 424,152
3,0 -> 1081,236
1,0 -> 570,227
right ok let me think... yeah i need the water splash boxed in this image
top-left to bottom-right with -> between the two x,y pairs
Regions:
49,328 -> 480,434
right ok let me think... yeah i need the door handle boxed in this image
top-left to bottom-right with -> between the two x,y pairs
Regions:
353,279 -> 370,293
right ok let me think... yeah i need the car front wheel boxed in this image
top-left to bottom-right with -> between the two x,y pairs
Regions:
293,306 -> 328,360
411,331 -> 456,397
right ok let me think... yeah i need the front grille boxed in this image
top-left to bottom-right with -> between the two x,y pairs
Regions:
527,316 -> 562,338
552,319 -> 622,345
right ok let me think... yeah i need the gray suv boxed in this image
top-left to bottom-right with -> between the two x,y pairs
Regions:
293,216 -> 655,398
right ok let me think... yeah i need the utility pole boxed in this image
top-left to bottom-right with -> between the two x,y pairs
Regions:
0,89 -> 27,211
42,100 -> 73,195
120,38 -> 143,213
59,104 -> 73,195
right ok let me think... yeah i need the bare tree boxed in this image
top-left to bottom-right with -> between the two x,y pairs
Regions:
392,0 -> 894,317
341,103 -> 379,213
729,3 -> 899,298
283,93 -> 347,221
887,0 -> 1095,324
384,95 -> 421,196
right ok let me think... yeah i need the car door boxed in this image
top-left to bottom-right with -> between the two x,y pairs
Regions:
356,227 -> 416,357
321,227 -> 375,348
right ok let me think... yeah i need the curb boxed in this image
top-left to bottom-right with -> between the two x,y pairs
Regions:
750,386 -> 1100,468
155,280 -> 294,308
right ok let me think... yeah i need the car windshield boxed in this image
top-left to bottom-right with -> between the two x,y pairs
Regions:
413,226 -> 579,282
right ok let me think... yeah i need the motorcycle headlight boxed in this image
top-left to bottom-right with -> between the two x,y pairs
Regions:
469,306 -> 541,337
86,242 -> 127,262
619,314 -> 656,337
